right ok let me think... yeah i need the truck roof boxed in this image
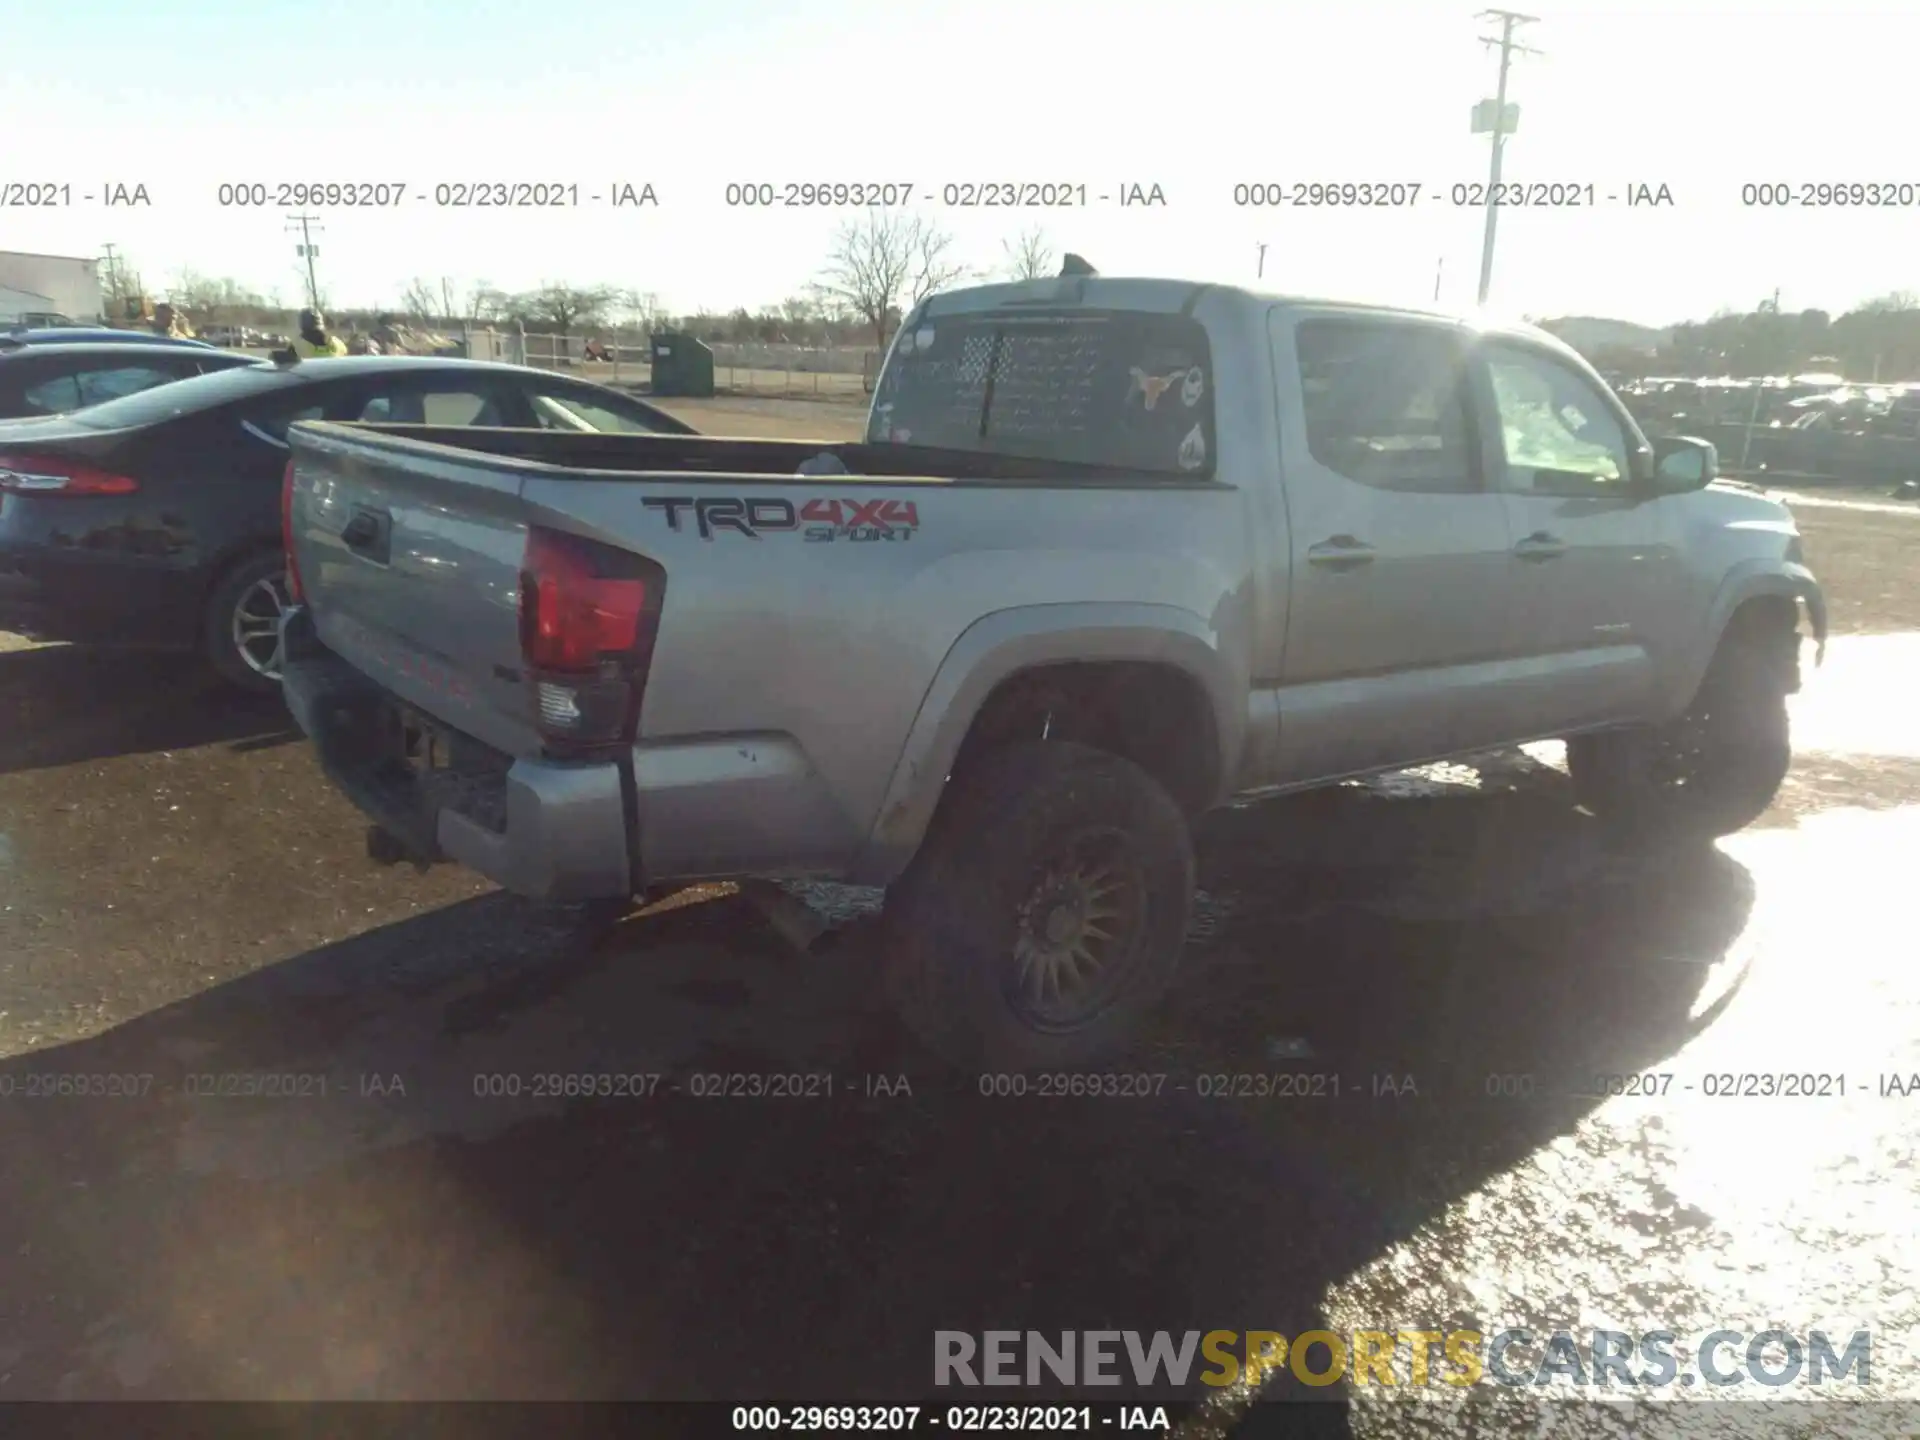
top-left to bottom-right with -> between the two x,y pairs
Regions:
920,275 -> 1568,350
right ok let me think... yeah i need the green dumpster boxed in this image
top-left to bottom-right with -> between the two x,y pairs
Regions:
649,331 -> 715,398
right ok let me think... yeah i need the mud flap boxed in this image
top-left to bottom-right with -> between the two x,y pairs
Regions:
1798,584 -> 1828,671
736,878 -> 831,955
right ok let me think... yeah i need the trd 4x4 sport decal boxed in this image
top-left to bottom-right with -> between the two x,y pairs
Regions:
642,496 -> 921,542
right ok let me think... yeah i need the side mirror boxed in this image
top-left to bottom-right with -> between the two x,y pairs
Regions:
1649,435 -> 1716,492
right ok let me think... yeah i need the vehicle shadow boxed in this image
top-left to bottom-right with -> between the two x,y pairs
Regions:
0,770 -> 1757,1420
0,642 -> 299,776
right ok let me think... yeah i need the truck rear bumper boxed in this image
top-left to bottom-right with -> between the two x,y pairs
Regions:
281,608 -> 634,903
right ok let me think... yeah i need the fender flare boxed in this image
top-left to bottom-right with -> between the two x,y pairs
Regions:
848,602 -> 1242,887
1669,561 -> 1827,712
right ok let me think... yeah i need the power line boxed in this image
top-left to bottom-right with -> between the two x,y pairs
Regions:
1474,9 -> 1543,306
286,214 -> 325,310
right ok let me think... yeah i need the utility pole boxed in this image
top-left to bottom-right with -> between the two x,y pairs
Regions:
286,214 -> 324,310
99,242 -> 121,318
1256,242 -> 1268,280
1434,255 -> 1445,303
1474,10 -> 1541,306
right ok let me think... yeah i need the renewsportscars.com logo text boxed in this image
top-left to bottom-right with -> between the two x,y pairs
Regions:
934,1329 -> 1871,1390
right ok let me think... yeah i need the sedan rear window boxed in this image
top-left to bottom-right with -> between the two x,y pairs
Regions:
867,309 -> 1215,477
66,361 -> 287,428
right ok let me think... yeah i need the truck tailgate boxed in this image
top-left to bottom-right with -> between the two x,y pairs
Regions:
287,424 -> 543,757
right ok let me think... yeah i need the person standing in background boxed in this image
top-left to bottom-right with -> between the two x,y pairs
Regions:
150,302 -> 194,339
291,309 -> 347,359
505,318 -> 527,367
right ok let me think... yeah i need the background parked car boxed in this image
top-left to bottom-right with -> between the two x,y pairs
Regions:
0,342 -> 258,419
0,356 -> 694,691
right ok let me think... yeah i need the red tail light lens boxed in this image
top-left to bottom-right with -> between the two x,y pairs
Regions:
280,458 -> 304,602
519,528 -> 646,671
518,526 -> 664,756
0,453 -> 139,495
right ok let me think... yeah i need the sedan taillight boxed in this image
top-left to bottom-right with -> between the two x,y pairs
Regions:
0,453 -> 139,495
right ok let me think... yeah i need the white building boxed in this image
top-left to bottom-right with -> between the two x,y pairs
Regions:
0,284 -> 62,324
0,251 -> 103,324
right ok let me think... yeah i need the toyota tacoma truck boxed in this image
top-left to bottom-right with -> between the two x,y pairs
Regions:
278,273 -> 1827,1069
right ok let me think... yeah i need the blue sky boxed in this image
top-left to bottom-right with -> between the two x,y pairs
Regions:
7,0 -> 1918,324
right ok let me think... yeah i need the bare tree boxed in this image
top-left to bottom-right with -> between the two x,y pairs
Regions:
1860,290 -> 1920,313
100,250 -> 146,315
400,277 -> 439,324
170,270 -> 269,323
614,287 -> 664,334
511,282 -> 616,335
908,218 -> 968,306
813,210 -> 966,349
469,285 -> 514,324
1001,225 -> 1054,281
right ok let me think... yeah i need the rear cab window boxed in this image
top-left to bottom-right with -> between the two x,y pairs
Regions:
867,308 -> 1215,477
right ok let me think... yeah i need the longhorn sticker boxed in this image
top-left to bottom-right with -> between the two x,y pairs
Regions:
1177,423 -> 1207,471
1129,366 -> 1186,411
1181,365 -> 1205,407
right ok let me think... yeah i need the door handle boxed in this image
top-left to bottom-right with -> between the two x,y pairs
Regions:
1306,535 -> 1377,570
1513,531 -> 1567,561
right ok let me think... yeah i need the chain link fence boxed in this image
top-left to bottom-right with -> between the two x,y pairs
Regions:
459,328 -> 877,400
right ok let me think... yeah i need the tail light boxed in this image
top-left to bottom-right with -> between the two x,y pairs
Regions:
518,525 -> 665,757
0,453 -> 139,496
280,458 -> 304,602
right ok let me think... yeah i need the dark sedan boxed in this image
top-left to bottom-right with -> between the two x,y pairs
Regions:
0,356 -> 694,691
0,342 -> 258,420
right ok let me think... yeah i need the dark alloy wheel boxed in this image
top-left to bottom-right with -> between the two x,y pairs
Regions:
1008,826 -> 1150,1032
881,741 -> 1194,1071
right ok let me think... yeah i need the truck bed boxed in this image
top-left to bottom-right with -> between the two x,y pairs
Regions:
281,420 -> 1253,888
333,421 -> 1233,487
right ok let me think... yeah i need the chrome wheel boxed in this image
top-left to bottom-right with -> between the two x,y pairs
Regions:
231,572 -> 290,680
1009,829 -> 1147,1030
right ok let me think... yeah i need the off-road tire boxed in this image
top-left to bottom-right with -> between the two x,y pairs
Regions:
1567,633 -> 1792,845
203,550 -> 292,693
880,741 -> 1195,1071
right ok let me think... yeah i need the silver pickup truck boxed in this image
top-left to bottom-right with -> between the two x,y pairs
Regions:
279,274 -> 1826,1068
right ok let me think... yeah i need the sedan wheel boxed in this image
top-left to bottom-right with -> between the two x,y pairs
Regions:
203,551 -> 295,692
231,572 -> 291,680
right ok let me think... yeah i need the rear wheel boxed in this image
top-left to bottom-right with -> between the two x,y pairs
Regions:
1567,634 -> 1792,844
203,550 -> 292,692
881,741 -> 1195,1071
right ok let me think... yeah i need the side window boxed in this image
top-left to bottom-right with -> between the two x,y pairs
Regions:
75,365 -> 182,406
18,373 -> 83,415
527,388 -> 660,434
243,398 -> 327,447
355,386 -> 510,427
1295,319 -> 1478,493
1482,345 -> 1630,491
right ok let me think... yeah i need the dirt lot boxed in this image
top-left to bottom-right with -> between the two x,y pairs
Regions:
0,420 -> 1913,1432
651,392 -> 867,441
